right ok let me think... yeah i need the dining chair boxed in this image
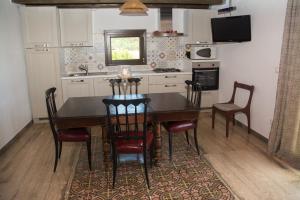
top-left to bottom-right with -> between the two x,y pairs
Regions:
109,78 -> 141,95
45,87 -> 92,172
103,97 -> 154,189
162,80 -> 202,160
212,81 -> 254,138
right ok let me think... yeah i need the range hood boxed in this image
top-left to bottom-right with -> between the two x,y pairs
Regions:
153,8 -> 184,37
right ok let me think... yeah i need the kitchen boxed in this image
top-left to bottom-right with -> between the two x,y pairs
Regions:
1,0 -> 300,200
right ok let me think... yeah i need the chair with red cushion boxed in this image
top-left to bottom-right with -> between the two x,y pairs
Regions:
103,96 -> 154,189
162,80 -> 202,160
45,87 -> 92,172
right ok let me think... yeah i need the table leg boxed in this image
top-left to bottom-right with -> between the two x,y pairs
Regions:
154,121 -> 162,165
101,125 -> 110,164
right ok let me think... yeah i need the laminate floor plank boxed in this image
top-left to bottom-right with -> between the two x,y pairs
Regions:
0,114 -> 300,200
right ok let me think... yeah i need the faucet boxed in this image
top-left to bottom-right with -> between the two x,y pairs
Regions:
78,64 -> 88,75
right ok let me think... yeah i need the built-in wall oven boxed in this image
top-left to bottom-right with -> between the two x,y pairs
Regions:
192,62 -> 219,91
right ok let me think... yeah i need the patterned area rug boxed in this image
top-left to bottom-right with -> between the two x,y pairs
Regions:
65,133 -> 235,200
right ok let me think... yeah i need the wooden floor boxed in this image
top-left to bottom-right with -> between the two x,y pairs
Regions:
1,114 -> 300,200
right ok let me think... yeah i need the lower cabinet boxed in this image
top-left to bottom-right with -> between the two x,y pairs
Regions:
94,77 -> 113,96
201,91 -> 219,108
62,78 -> 94,102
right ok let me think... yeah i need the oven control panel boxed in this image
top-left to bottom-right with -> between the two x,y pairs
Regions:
192,61 -> 220,69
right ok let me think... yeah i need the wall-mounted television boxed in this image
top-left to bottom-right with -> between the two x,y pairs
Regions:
211,15 -> 251,42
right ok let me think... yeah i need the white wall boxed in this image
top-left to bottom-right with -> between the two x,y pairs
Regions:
214,0 -> 288,138
0,1 -> 32,149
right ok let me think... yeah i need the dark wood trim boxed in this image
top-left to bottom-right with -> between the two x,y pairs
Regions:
13,0 -> 223,7
0,120 -> 33,155
104,29 -> 147,66
235,120 -> 268,143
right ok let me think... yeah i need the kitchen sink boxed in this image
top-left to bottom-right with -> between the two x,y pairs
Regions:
68,72 -> 109,77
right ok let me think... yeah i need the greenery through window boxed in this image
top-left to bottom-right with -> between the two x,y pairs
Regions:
104,30 -> 146,66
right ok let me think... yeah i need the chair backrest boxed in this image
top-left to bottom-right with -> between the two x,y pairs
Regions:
229,81 -> 255,109
109,78 -> 141,95
185,80 -> 202,107
45,87 -> 58,140
103,97 -> 150,144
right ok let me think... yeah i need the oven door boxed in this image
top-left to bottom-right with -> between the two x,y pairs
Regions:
192,68 -> 219,90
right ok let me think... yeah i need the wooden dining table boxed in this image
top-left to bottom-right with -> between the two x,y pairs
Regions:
55,93 -> 200,164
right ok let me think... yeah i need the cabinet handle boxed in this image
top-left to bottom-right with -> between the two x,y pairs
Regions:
71,79 -> 84,83
164,84 -> 177,87
165,75 -> 177,78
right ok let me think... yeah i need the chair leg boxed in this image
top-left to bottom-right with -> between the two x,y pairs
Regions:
225,116 -> 230,138
212,107 -> 216,129
232,114 -> 235,126
112,147 -> 117,189
168,132 -> 173,161
86,138 -> 92,171
246,112 -> 251,134
53,140 -> 59,172
58,141 -> 62,159
143,148 -> 150,189
185,131 -> 190,145
193,128 -> 200,155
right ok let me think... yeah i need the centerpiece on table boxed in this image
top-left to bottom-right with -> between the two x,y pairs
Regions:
118,66 -> 132,96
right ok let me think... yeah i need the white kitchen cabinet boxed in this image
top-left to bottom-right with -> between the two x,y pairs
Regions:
94,77 -> 113,96
25,48 -> 62,119
21,7 -> 59,48
62,78 -> 94,102
201,90 -> 219,108
148,74 -> 191,94
59,9 -> 93,47
185,9 -> 217,44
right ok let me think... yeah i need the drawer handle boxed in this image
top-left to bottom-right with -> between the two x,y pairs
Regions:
165,84 -> 177,87
165,75 -> 177,78
71,80 -> 84,83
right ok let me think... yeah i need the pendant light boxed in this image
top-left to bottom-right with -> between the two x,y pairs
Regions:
119,0 -> 148,16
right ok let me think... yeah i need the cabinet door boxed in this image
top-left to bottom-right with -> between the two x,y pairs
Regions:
21,7 -> 59,48
201,91 -> 219,108
59,9 -> 93,47
62,79 -> 94,102
185,10 -> 216,44
94,78 -> 113,96
26,49 -> 62,118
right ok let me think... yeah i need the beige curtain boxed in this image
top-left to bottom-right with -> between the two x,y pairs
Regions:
268,0 -> 300,168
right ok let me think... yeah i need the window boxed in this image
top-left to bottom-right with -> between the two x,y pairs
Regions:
104,30 -> 147,66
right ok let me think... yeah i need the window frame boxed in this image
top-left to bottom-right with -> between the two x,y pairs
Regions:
104,29 -> 147,66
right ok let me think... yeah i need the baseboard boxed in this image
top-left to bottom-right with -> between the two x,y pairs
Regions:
235,120 -> 268,143
0,120 -> 33,155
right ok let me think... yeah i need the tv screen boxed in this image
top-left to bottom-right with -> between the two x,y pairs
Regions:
211,15 -> 251,42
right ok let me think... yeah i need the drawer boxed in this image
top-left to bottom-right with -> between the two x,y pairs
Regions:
149,74 -> 191,84
149,83 -> 186,94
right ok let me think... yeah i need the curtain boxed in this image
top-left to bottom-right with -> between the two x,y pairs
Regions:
268,0 -> 300,168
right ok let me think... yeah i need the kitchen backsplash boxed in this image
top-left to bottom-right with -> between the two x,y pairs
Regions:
62,33 -> 188,74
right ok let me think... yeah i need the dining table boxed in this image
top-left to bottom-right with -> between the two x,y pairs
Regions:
55,93 -> 200,164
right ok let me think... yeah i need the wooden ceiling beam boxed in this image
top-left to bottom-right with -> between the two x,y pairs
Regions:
12,0 -> 224,7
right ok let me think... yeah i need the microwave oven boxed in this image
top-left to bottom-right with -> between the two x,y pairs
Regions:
190,45 -> 217,60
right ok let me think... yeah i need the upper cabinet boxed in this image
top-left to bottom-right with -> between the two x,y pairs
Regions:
21,7 -> 59,48
185,9 -> 217,44
59,9 -> 93,47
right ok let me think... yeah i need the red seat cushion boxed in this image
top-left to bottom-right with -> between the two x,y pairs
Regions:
58,128 -> 90,142
163,121 -> 196,132
116,131 -> 154,154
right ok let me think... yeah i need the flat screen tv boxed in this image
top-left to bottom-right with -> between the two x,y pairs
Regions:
211,15 -> 251,42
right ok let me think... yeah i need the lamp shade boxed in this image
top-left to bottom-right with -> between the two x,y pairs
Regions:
119,0 -> 148,16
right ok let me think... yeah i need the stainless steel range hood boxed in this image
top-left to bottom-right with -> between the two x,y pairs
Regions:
153,8 -> 184,37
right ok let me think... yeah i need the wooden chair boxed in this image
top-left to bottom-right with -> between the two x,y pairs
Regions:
45,87 -> 92,172
103,97 -> 154,189
162,80 -> 202,160
212,81 -> 254,138
109,78 -> 141,95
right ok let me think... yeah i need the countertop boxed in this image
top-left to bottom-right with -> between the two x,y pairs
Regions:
61,70 -> 193,80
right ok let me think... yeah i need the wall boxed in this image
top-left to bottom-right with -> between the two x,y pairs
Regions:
0,0 -> 32,149
63,8 -> 188,74
214,0 -> 288,138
